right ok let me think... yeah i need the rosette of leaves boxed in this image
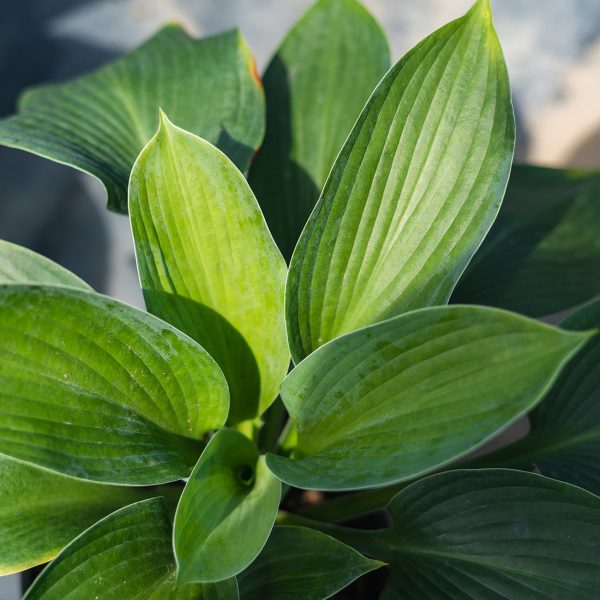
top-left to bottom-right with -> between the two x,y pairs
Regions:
1,1 -> 600,598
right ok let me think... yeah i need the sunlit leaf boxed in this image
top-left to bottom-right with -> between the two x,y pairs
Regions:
130,113 -> 288,425
267,306 -> 590,490
24,499 -> 238,599
0,240 -> 91,289
479,298 -> 600,495
285,0 -> 514,362
249,0 -> 390,259
237,525 -> 382,600
0,285 -> 229,484
454,165 -> 600,316
174,429 -> 280,583
378,470 -> 600,598
0,26 -> 264,212
0,456 -> 144,575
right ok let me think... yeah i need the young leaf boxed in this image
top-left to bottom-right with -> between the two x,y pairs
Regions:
23,498 -> 238,600
266,305 -> 590,490
480,298 -> 600,495
378,469 -> 600,598
174,429 -> 281,583
248,0 -> 390,259
0,26 -> 264,213
0,285 -> 229,485
237,526 -> 382,600
453,166 -> 600,316
0,456 -> 144,575
130,113 -> 288,425
285,0 -> 515,362
0,240 -> 91,289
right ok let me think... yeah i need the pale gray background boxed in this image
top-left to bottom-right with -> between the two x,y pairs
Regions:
1,1 -> 599,597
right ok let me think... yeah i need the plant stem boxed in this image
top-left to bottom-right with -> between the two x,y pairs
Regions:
276,511 -> 385,558
295,483 -> 406,522
258,398 -> 286,453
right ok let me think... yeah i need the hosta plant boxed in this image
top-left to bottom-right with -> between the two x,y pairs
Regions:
1,0 -> 600,598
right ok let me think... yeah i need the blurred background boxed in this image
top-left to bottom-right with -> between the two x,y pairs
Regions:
0,0 -> 599,597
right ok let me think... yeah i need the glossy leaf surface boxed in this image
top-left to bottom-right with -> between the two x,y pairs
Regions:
379,470 -> 600,599
0,26 -> 264,212
130,114 -> 288,425
267,306 -> 590,490
483,299 -> 600,494
174,429 -> 280,583
454,165 -> 600,316
0,285 -> 229,484
237,525 -> 382,600
285,0 -> 515,362
0,456 -> 143,575
248,0 -> 390,259
0,240 -> 91,290
24,499 -> 238,599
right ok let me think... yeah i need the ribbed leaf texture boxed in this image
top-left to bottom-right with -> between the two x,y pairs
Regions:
0,285 -> 229,484
249,0 -> 390,259
379,470 -> 600,599
130,113 -> 288,425
267,306 -> 590,490
24,499 -> 238,599
454,165 -> 600,316
285,0 -> 515,362
0,26 -> 264,212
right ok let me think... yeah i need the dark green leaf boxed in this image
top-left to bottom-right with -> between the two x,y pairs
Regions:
0,456 -> 144,575
174,429 -> 280,583
480,298 -> 600,495
267,306 -> 590,490
285,0 -> 515,362
0,285 -> 229,484
0,26 -> 264,212
130,113 -> 288,425
248,0 -> 390,259
378,469 -> 600,599
237,525 -> 382,600
23,498 -> 238,599
453,165 -> 600,316
0,240 -> 90,289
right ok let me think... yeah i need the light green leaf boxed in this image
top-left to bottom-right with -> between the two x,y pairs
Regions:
0,455 -> 145,575
23,498 -> 238,600
237,525 -> 382,600
266,305 -> 590,490
378,469 -> 600,599
248,0 -> 390,259
174,429 -> 281,583
129,113 -> 288,425
0,285 -> 229,485
285,0 -> 515,362
479,298 -> 600,495
0,240 -> 91,289
453,165 -> 600,316
0,26 -> 264,213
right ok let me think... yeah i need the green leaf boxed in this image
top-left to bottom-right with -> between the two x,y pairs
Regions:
480,298 -> 600,495
285,0 -> 515,362
23,498 -> 238,600
378,469 -> 600,599
0,285 -> 229,484
237,525 -> 382,600
248,0 -> 390,259
129,113 -> 288,425
0,240 -> 91,289
0,455 -> 145,575
0,26 -> 264,213
266,305 -> 590,490
453,165 -> 600,316
174,429 -> 281,583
